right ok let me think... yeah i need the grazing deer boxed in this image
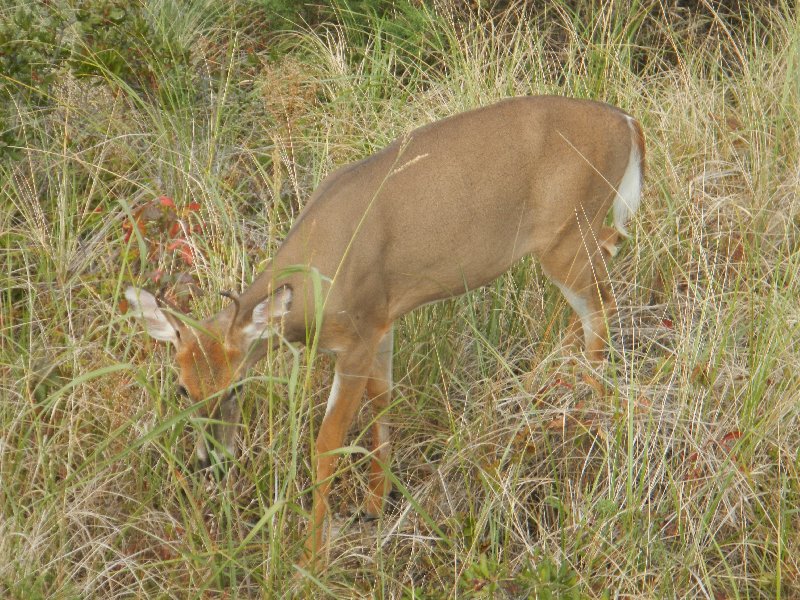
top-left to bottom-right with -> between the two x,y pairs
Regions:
125,96 -> 645,564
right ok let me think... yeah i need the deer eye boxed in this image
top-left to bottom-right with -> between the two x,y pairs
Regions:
176,384 -> 189,398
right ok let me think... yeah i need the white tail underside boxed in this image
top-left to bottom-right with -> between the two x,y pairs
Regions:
612,117 -> 643,237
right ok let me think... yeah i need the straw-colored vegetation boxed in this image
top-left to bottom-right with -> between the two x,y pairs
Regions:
2,1 -> 798,597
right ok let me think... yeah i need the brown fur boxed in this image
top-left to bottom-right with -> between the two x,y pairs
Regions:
175,336 -> 240,403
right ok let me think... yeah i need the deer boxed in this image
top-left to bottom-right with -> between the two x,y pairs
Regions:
125,95 -> 645,566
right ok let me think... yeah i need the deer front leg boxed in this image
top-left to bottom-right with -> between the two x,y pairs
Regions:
364,327 -> 393,518
305,352 -> 372,567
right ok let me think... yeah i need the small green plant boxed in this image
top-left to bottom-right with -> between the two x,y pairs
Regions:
70,0 -> 196,106
0,3 -> 67,158
0,3 -> 67,97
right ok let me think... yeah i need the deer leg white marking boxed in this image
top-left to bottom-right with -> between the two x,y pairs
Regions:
324,372 -> 343,418
555,283 -> 592,338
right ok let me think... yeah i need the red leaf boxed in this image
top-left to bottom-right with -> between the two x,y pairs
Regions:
535,376 -> 574,396
169,221 -> 181,237
661,318 -> 674,329
721,431 -> 742,443
180,247 -> 194,265
186,202 -> 201,212
167,239 -> 194,265
158,195 -> 175,208
555,377 -> 574,389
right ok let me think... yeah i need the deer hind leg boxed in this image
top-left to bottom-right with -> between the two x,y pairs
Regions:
540,235 -> 616,362
364,326 -> 394,518
561,312 -> 583,350
305,346 -> 374,564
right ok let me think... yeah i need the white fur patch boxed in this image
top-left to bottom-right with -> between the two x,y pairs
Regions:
555,283 -> 593,340
252,286 -> 292,323
374,422 -> 390,454
324,372 -> 343,418
240,323 -> 278,345
195,439 -> 208,462
612,118 -> 643,237
241,287 -> 292,346
125,287 -> 179,345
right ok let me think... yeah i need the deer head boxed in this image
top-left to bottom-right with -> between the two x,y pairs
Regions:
124,285 -> 292,469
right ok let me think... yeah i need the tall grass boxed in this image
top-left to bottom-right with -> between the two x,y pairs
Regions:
2,1 -> 799,597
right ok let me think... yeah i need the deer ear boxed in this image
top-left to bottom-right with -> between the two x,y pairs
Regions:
125,287 -> 182,347
240,285 -> 292,346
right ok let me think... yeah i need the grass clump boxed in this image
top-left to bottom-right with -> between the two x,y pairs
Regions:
1,1 -> 799,597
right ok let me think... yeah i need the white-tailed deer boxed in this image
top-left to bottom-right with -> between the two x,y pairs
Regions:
125,96 -> 644,564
